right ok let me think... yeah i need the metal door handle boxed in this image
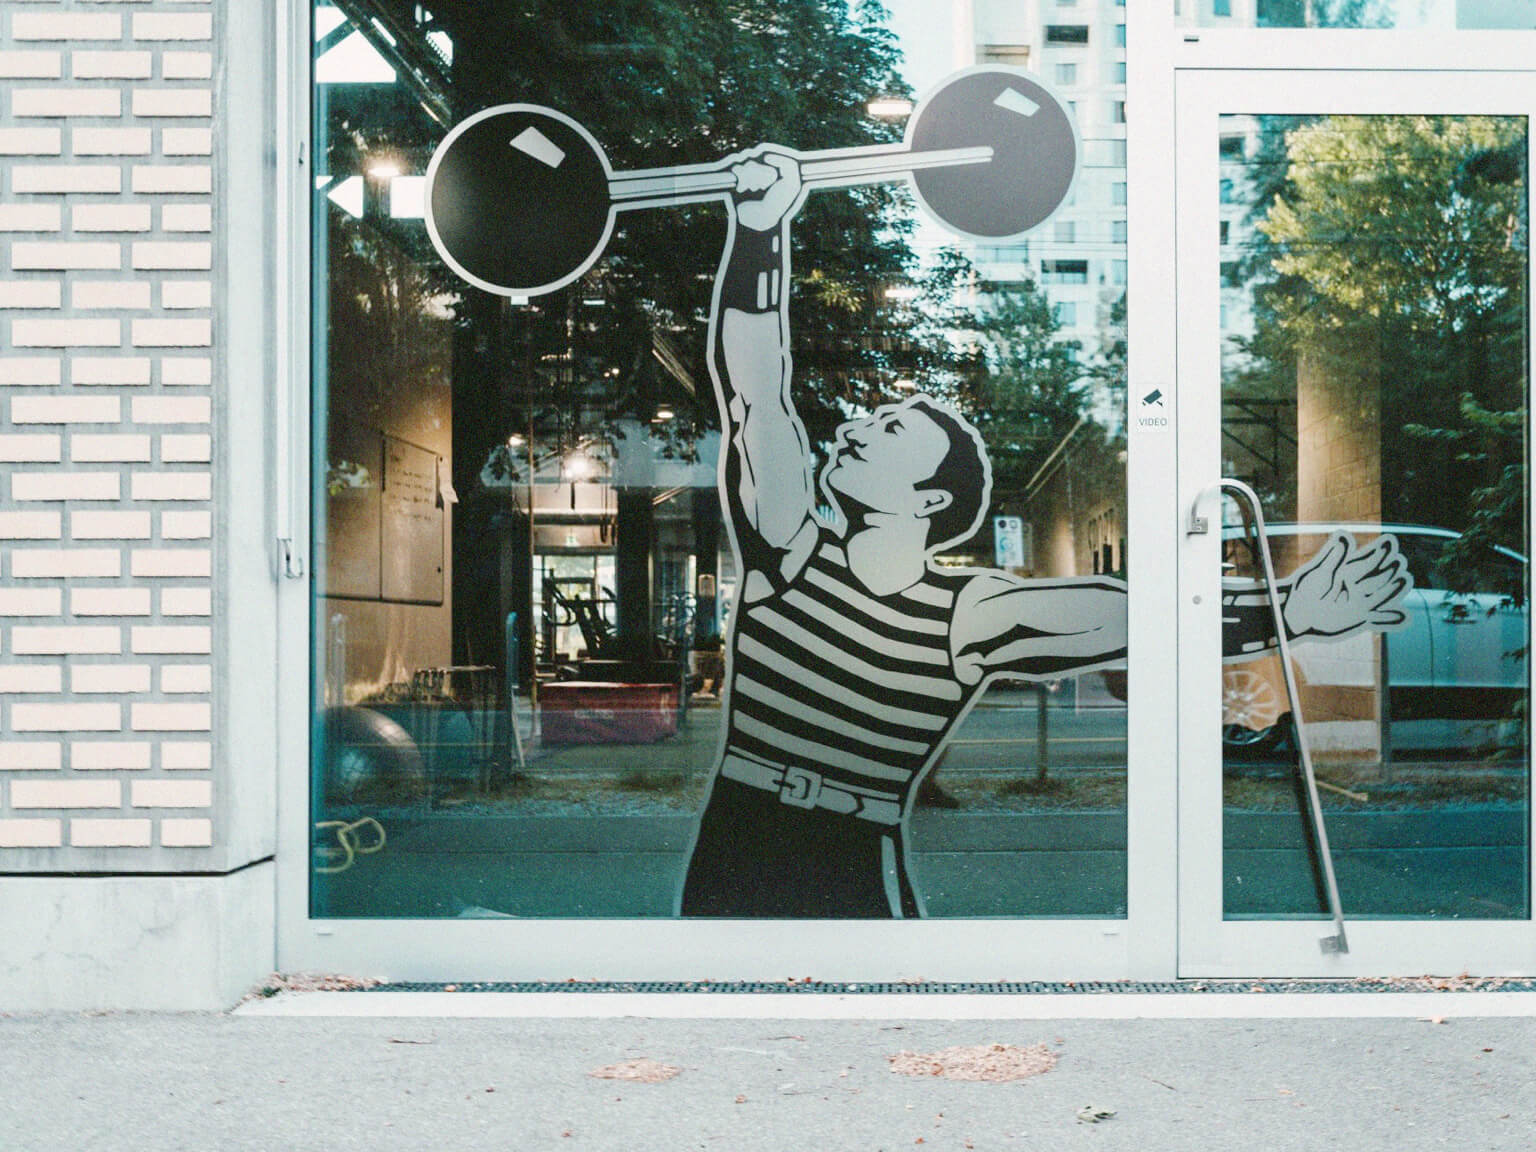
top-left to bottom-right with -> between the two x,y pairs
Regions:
1191,479 -> 1350,956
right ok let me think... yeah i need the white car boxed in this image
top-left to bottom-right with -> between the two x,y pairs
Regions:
1221,523 -> 1528,754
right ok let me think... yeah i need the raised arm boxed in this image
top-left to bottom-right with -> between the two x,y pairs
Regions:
949,573 -> 1128,686
707,147 -> 818,596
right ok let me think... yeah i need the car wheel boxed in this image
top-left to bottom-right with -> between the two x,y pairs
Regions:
1221,667 -> 1289,754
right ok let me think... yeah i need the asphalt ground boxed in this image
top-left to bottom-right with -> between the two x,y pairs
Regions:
3,1002 -> 1532,1151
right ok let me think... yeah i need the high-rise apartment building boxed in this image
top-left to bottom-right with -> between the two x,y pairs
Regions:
961,1 -> 1128,405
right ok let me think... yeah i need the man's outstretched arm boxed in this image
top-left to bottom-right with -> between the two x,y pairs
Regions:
708,148 -> 817,597
1222,531 -> 1411,662
945,533 -> 1408,682
949,573 -> 1128,686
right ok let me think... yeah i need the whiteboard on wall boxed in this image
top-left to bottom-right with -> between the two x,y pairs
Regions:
380,435 -> 445,605
323,424 -> 383,600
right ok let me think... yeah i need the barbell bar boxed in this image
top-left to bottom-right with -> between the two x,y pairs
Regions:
424,64 -> 1078,298
607,144 -> 994,210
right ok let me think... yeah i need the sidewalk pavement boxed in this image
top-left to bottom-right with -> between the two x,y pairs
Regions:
3,992 -> 1533,1151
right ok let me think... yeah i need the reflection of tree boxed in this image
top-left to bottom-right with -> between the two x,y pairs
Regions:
429,0 -> 958,458
1243,114 -> 1527,587
951,281 -> 1090,515
325,202 -> 454,433
1256,0 -> 1395,27
321,1 -> 1114,663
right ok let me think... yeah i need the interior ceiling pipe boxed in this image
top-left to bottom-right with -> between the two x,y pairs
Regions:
330,0 -> 452,124
1022,414 -> 1088,504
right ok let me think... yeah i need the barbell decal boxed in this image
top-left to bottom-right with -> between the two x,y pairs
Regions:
424,65 -> 1078,298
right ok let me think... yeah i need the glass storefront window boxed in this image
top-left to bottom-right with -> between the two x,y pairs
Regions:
1179,0 -> 1536,29
310,1 -> 1129,920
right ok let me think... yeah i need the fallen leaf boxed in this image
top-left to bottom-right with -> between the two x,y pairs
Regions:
890,1044 -> 1057,1082
590,1059 -> 680,1083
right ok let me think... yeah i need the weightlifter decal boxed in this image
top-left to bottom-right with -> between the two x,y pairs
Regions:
424,67 -> 1413,919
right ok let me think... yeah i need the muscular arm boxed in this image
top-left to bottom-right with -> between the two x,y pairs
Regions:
949,573 -> 1128,686
1220,580 -> 1294,663
945,533 -> 1408,682
707,150 -> 817,596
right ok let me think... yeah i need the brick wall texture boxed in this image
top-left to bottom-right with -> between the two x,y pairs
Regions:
0,0 -> 215,858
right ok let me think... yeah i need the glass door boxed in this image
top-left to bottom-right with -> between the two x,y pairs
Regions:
1177,69 -> 1535,975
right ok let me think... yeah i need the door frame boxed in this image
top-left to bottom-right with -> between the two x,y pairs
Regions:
1173,67 -> 1536,977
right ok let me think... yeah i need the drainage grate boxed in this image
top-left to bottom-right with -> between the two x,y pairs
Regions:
365,979 -> 1536,995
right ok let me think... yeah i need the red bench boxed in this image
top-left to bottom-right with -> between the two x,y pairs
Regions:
539,681 -> 678,744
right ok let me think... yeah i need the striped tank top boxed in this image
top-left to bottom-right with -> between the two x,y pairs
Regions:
722,537 -> 973,811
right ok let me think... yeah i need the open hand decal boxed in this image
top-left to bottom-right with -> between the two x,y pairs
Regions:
1281,531 -> 1411,641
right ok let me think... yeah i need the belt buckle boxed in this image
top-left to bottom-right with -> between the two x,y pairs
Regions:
779,765 -> 821,809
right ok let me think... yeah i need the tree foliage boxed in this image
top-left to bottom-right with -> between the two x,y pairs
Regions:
429,0 -> 954,462
1256,0 -> 1396,27
1260,116 -> 1525,336
1241,113 -> 1527,579
950,282 -> 1092,512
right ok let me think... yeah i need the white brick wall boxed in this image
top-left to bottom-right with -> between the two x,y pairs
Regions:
1,0 -> 215,864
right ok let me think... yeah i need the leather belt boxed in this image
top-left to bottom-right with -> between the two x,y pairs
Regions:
719,752 -> 902,826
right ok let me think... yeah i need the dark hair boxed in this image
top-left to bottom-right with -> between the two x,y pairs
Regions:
908,397 -> 990,550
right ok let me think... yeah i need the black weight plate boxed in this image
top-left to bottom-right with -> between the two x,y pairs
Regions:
909,68 -> 1077,240
427,106 -> 612,295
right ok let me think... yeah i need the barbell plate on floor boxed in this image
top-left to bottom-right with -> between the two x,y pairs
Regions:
906,65 -> 1077,240
425,104 -> 616,297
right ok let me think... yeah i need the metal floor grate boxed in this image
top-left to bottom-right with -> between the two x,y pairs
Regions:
366,979 -> 1536,995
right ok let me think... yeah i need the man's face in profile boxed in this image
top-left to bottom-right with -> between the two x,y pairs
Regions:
824,401 -> 954,524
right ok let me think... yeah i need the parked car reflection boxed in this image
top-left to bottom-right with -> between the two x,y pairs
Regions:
1222,523 -> 1528,756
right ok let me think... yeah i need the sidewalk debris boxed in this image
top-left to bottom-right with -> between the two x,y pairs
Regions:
589,1058 -> 681,1082
888,1043 -> 1057,1082
243,972 -> 382,1002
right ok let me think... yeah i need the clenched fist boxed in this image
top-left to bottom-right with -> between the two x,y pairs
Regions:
729,145 -> 805,232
